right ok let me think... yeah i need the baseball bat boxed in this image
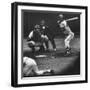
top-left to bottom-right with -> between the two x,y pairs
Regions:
65,17 -> 79,22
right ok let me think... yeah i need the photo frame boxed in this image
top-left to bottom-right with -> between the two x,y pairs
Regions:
11,2 -> 88,87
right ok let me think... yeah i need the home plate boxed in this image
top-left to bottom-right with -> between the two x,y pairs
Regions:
35,55 -> 48,58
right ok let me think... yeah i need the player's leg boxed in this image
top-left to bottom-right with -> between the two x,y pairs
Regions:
48,36 -> 56,51
64,35 -> 71,54
40,35 -> 49,51
50,39 -> 56,51
64,33 -> 74,55
23,65 -> 35,76
23,65 -> 29,76
32,64 -> 54,75
39,45 -> 45,52
28,41 -> 35,52
44,41 -> 49,51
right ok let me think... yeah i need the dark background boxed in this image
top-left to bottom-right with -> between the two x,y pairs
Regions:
22,10 -> 80,38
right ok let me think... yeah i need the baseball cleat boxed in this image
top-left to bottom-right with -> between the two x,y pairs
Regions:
53,48 -> 57,51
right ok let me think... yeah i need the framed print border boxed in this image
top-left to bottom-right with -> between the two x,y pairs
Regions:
11,2 -> 88,87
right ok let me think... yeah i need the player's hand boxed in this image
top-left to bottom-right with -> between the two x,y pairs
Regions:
41,35 -> 44,38
57,20 -> 60,24
44,35 -> 48,40
41,35 -> 49,41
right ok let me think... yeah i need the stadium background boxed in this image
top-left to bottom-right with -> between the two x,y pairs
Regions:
22,10 -> 80,38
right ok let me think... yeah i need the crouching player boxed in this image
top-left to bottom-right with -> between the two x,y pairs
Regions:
27,24 -> 49,52
23,56 -> 54,76
57,14 -> 74,55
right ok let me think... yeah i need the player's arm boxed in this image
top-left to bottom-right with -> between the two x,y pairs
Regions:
57,20 -> 60,24
27,31 -> 33,41
29,31 -> 33,38
33,66 -> 52,75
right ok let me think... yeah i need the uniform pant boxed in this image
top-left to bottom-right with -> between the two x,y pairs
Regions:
64,32 -> 74,48
46,35 -> 56,49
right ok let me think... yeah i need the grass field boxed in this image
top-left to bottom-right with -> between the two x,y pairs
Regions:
23,36 -> 80,76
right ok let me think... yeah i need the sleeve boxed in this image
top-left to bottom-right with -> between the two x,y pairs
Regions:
60,20 -> 67,28
28,31 -> 33,39
57,20 -> 60,24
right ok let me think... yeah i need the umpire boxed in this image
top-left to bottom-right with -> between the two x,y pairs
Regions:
40,20 -> 56,51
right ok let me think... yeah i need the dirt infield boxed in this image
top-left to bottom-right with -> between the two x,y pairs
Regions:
23,37 -> 80,76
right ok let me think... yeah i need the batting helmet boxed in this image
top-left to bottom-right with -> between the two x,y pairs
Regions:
58,14 -> 64,19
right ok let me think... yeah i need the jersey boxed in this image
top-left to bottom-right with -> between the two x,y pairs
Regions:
23,57 -> 37,66
59,20 -> 73,35
23,57 -> 37,76
28,30 -> 42,42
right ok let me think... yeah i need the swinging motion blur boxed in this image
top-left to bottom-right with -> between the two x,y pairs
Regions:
22,10 -> 80,77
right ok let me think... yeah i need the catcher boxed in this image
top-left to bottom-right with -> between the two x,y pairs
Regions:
27,24 -> 49,52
